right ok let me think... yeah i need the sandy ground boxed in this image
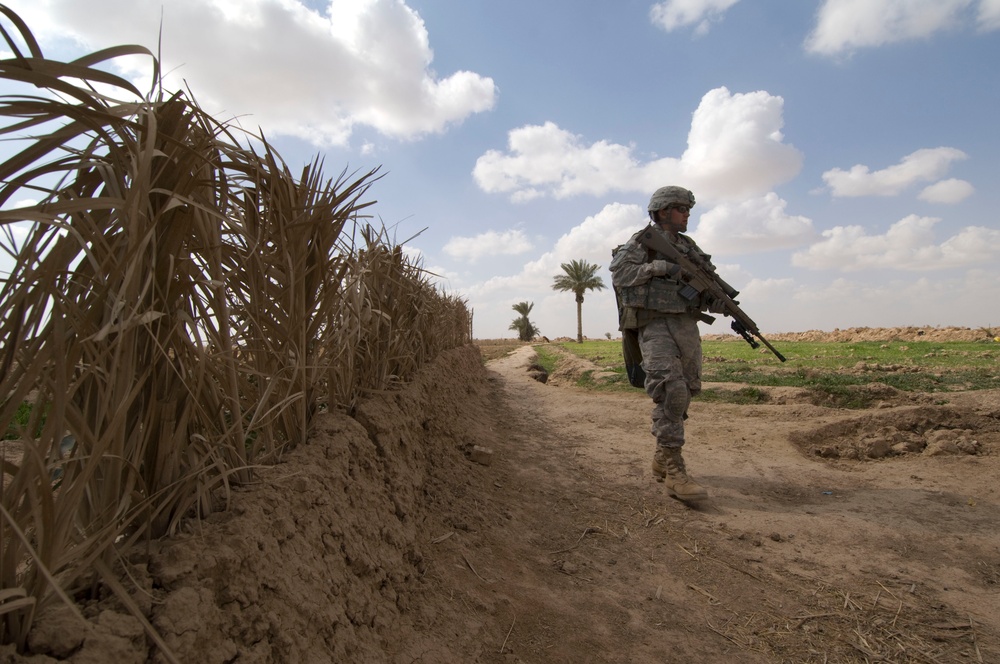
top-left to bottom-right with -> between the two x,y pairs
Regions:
7,339 -> 1000,663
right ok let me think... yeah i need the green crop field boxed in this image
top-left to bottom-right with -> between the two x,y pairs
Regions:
493,338 -> 1000,409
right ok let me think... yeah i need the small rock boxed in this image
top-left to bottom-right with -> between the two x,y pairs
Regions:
957,438 -> 980,455
861,437 -> 893,459
924,439 -> 959,456
470,445 -> 493,466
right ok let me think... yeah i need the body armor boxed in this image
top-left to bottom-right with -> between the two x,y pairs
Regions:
611,228 -> 713,327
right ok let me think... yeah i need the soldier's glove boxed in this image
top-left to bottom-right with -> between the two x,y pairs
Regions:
650,260 -> 669,277
706,297 -> 728,314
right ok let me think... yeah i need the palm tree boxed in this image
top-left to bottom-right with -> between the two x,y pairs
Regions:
552,259 -> 606,343
509,301 -> 539,341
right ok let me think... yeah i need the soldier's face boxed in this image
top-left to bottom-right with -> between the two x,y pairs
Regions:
656,205 -> 690,235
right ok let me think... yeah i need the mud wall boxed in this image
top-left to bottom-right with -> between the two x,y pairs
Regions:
17,344 -> 491,663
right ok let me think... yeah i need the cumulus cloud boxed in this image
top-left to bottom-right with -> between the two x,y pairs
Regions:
473,87 -> 802,203
548,202 -> 647,263
416,262 -> 461,290
681,88 -> 804,199
462,203 -> 644,338
693,193 -> 816,255
791,215 -> 1000,271
804,0 -> 988,55
918,178 -> 975,204
742,276 -> 797,301
508,203 -> 636,293
442,229 -> 534,262
649,0 -> 741,35
822,147 -> 967,197
470,203 -> 644,296
776,269 -> 1000,332
471,122 -> 647,202
9,0 -> 496,146
978,0 -> 1000,30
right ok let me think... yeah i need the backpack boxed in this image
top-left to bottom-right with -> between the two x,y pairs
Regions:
611,243 -> 646,389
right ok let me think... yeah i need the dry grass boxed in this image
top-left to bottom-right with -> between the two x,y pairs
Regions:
475,338 -> 530,363
0,7 -> 470,654
731,580 -> 991,663
662,529 -> 994,663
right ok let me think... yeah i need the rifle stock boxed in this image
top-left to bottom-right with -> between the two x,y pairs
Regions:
638,226 -> 786,362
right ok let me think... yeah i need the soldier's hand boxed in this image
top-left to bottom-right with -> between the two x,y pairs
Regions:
706,297 -> 728,314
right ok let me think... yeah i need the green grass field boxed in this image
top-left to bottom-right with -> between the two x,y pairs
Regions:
492,338 -> 1000,409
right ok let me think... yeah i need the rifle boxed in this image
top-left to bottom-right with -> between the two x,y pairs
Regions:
638,226 -> 787,362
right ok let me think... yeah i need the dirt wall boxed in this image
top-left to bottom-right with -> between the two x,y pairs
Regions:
11,344 -> 491,664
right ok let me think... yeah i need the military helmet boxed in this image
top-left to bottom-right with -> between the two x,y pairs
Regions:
647,186 -> 696,212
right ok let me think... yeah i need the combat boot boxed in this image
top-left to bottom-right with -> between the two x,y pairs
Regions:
652,447 -> 708,501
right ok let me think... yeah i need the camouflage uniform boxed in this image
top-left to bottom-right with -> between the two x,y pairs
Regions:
611,186 -> 717,500
611,228 -> 712,450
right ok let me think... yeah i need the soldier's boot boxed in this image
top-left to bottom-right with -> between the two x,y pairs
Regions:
652,447 -> 708,501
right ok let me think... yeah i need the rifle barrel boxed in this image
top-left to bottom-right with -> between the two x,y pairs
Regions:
761,337 -> 787,362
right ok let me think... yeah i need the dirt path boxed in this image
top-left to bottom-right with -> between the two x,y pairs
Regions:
10,342 -> 1000,663
418,345 -> 1000,663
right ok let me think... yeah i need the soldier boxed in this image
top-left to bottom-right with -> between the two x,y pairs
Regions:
610,185 -> 722,501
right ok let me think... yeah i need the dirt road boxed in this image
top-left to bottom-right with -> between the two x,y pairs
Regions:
417,345 -> 1000,663
12,342 -> 1000,663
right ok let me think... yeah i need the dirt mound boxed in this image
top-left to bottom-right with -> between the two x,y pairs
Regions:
544,345 -> 611,385
790,402 -> 1000,460
704,326 -> 996,343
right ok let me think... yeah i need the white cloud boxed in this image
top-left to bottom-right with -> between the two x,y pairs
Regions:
6,0 -> 497,146
681,88 -> 803,200
791,214 -> 1000,271
461,203 -> 644,339
978,0 -> 1000,30
822,147 -> 967,197
7,198 -> 39,209
693,193 -> 816,256
472,122 -> 646,201
469,203 -> 643,296
805,0 -> 975,55
649,0 -> 741,35
473,87 -> 802,203
0,219 -> 33,243
775,269 -> 1000,332
742,276 -> 797,302
442,229 -> 534,262
463,206 -> 1000,339
418,263 -> 461,290
550,203 -> 646,263
918,178 -> 974,203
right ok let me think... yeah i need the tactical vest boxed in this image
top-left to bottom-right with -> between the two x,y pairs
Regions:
613,231 -> 709,327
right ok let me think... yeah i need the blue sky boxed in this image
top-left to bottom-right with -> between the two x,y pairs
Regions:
3,0 -> 999,340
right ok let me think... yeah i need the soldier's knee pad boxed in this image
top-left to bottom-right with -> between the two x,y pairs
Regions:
661,381 -> 690,422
